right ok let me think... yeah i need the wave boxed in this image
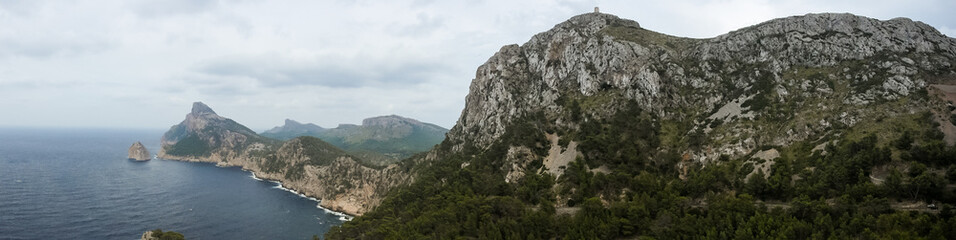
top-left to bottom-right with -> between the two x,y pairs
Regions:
323,208 -> 354,221
250,171 -> 353,221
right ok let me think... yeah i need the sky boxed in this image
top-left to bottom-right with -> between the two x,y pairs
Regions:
1,0 -> 954,131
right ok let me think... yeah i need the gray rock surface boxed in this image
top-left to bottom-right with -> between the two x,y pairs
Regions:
128,141 -> 150,161
446,12 -> 956,164
140,231 -> 155,240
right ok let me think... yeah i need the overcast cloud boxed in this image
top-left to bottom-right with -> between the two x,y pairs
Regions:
1,0 -> 954,130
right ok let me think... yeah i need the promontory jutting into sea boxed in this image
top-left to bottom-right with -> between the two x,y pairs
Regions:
2,4 -> 956,239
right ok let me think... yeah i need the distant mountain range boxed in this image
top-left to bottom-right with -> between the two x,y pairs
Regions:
261,116 -> 448,165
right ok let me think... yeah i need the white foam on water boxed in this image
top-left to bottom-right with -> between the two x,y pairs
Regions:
270,180 -> 353,221
245,169 -> 354,221
325,209 -> 353,221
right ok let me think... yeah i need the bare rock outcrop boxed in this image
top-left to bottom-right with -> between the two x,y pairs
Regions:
446,11 -> 956,164
128,141 -> 151,161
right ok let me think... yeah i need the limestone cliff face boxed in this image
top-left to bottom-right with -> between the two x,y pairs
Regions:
158,102 -> 408,216
446,12 -> 956,164
254,137 -> 409,215
128,141 -> 151,161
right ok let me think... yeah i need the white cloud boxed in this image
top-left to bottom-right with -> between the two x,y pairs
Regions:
0,0 -> 953,130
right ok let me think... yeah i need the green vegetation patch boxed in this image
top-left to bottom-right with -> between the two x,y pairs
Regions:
150,229 -> 185,240
328,106 -> 956,239
295,136 -> 345,166
164,135 -> 210,157
599,24 -> 699,52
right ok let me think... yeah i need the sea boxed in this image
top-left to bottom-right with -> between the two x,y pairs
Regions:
0,128 -> 346,240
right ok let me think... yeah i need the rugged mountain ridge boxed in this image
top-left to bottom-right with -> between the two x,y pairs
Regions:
158,102 -> 409,215
262,115 -> 448,165
447,12 -> 955,161
327,12 -> 956,239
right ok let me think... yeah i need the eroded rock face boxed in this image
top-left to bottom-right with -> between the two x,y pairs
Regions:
446,12 -> 956,164
140,231 -> 155,240
128,141 -> 150,161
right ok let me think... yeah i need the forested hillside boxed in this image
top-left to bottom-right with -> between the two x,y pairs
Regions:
327,12 -> 956,239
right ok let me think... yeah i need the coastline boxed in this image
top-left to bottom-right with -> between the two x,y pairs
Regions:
250,171 -> 354,221
156,156 -> 355,220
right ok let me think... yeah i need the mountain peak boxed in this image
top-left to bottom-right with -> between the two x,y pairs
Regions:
284,118 -> 302,126
191,102 -> 216,115
553,11 -> 640,34
362,115 -> 422,127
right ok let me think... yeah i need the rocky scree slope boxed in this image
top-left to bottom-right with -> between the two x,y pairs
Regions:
158,102 -> 409,215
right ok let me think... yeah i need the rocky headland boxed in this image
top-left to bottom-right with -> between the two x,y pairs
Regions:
158,102 -> 410,216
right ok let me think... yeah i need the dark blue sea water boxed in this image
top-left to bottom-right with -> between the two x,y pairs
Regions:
0,128 -> 345,240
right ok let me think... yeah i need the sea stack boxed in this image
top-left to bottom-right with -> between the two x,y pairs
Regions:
128,141 -> 151,161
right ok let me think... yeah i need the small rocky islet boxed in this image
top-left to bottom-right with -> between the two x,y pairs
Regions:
128,141 -> 151,161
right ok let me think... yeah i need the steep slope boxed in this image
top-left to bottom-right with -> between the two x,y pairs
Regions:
446,12 -> 955,162
159,102 -> 409,215
328,12 -> 956,239
159,102 -> 279,161
262,115 -> 448,165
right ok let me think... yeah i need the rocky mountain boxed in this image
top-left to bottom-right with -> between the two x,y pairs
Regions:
158,102 -> 276,161
261,115 -> 448,165
158,102 -> 409,215
128,141 -> 151,161
261,119 -> 325,140
327,12 -> 956,239
445,12 -> 955,162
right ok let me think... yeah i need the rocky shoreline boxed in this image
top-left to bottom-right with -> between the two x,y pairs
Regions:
156,152 -> 365,217
156,102 -> 411,216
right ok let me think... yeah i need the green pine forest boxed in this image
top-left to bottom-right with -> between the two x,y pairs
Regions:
327,104 -> 956,239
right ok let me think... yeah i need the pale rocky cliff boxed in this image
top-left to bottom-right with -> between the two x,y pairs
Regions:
324,11 -> 956,239
140,231 -> 155,240
159,102 -> 409,215
446,12 -> 956,165
128,141 -> 151,161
